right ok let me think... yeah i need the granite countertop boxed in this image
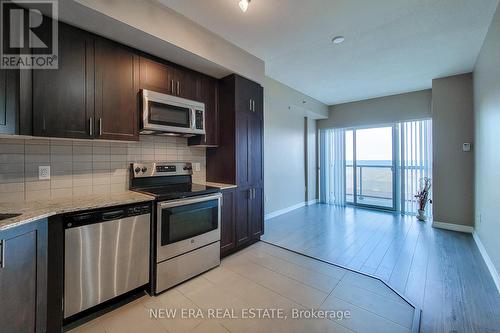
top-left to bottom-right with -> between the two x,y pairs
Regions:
0,191 -> 155,232
202,182 -> 238,190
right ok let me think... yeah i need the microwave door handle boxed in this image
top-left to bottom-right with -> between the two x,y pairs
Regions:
191,108 -> 196,130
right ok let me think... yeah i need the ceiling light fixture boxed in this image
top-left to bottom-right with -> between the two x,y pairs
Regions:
239,0 -> 251,12
332,36 -> 345,44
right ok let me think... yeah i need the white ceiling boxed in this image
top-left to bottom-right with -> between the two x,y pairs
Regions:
158,0 -> 499,105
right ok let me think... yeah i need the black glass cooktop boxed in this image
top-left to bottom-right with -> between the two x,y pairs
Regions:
133,183 -> 220,201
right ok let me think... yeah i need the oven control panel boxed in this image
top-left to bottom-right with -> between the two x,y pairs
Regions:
156,165 -> 176,173
131,162 -> 192,178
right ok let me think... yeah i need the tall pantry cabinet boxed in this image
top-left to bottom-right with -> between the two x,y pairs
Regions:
207,74 -> 264,256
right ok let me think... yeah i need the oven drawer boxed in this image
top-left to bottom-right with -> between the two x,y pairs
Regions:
155,241 -> 220,293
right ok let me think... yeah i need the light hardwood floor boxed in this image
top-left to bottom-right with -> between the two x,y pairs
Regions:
70,242 -> 416,333
262,204 -> 500,333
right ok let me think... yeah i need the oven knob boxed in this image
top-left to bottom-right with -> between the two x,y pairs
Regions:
141,167 -> 148,173
183,166 -> 192,171
134,167 -> 141,173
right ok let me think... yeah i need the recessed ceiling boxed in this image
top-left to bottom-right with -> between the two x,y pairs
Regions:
158,0 -> 499,105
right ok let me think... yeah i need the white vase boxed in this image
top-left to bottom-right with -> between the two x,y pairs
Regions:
417,209 -> 426,221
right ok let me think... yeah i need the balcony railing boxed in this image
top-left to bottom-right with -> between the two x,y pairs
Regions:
346,164 -> 393,208
346,163 -> 429,210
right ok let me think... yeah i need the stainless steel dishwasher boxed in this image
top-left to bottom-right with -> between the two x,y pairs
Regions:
63,203 -> 151,318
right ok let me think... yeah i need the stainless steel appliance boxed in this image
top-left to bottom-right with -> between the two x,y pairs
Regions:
141,89 -> 205,136
130,162 -> 221,294
63,204 -> 151,318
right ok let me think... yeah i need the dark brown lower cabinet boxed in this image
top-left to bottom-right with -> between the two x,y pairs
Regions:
220,186 -> 263,257
220,189 -> 236,256
235,188 -> 251,247
0,219 -> 47,333
250,187 -> 264,239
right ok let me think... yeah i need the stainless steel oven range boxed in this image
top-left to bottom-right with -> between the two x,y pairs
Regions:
130,162 -> 221,294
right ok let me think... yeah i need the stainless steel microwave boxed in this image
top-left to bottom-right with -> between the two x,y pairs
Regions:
141,89 -> 205,136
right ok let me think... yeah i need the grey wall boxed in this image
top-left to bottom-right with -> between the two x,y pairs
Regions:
318,90 -> 432,129
473,3 -> 500,280
432,74 -> 474,226
263,77 -> 328,215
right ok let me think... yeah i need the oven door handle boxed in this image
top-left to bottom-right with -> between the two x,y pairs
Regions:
158,193 -> 222,209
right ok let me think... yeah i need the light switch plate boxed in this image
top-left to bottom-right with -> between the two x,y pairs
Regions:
193,163 -> 201,172
463,143 -> 472,152
39,166 -> 50,180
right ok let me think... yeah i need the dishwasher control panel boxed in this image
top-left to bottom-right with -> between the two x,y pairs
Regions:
64,203 -> 151,229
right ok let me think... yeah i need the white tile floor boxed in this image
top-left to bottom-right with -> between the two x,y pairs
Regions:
69,242 -> 416,333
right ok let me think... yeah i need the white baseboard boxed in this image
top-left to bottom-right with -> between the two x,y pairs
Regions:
265,200 -> 317,220
473,232 -> 500,294
432,221 -> 474,233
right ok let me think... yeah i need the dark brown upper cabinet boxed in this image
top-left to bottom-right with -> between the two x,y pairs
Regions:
0,69 -> 18,134
207,74 -> 263,187
95,38 -> 140,141
139,57 -> 175,95
139,56 -> 198,101
33,23 -> 94,139
174,68 -> 198,100
32,22 -> 139,141
188,75 -> 219,147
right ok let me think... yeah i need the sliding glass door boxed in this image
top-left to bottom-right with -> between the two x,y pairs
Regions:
346,126 -> 396,210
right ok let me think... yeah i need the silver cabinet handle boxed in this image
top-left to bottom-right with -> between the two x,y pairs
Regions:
171,80 -> 174,93
0,239 -> 5,269
252,99 -> 255,112
253,188 -> 256,199
99,118 -> 102,136
89,117 -> 93,136
249,99 -> 252,111
177,81 -> 180,95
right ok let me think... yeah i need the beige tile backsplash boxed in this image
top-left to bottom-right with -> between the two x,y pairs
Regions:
0,136 -> 206,203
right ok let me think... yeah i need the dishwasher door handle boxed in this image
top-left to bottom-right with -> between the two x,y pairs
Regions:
101,210 -> 125,221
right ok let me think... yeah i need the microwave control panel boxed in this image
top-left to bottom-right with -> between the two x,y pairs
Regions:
195,110 -> 204,130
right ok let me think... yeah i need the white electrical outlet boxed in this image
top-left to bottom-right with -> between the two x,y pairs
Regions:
193,163 -> 201,172
39,166 -> 50,180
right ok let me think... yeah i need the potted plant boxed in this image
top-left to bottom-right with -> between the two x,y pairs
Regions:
415,177 -> 432,221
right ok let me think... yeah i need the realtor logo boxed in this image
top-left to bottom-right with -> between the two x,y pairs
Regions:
0,0 -> 58,69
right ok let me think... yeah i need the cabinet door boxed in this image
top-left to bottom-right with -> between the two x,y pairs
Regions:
248,113 -> 263,186
250,187 -> 264,239
235,188 -> 251,246
139,57 -> 175,95
175,68 -> 198,100
189,76 -> 218,146
220,189 -> 236,256
95,38 -> 139,141
0,231 -> 37,333
33,23 -> 94,139
0,69 -> 18,134
236,111 -> 250,187
253,85 -> 263,117
236,77 -> 254,114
